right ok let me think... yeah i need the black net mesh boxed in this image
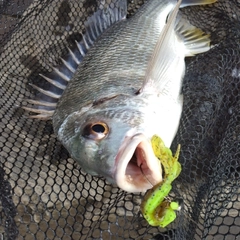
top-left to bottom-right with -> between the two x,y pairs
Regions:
0,0 -> 240,239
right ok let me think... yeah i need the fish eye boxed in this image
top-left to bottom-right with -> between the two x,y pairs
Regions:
82,122 -> 109,140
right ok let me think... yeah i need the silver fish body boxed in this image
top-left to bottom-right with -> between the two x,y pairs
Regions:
28,0 -> 216,192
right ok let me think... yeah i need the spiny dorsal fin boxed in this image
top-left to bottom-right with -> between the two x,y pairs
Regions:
139,0 -> 213,93
23,1 -> 127,120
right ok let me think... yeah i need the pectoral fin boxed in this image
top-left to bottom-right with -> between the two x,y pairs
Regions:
140,0 -> 182,92
139,0 -> 213,93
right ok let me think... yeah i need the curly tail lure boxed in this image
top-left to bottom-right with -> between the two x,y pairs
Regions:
140,135 -> 181,228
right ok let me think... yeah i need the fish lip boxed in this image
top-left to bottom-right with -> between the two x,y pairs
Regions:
114,133 -> 162,192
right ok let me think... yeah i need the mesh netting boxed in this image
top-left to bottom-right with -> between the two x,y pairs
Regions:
0,0 -> 240,239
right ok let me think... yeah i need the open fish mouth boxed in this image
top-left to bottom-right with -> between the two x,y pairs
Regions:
114,133 -> 162,192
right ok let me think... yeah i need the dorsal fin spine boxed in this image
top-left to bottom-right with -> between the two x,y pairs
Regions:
23,1 -> 128,119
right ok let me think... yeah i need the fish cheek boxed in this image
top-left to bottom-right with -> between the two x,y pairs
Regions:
58,120 -> 101,175
69,121 -> 113,177
56,111 -> 109,175
70,134 -> 101,176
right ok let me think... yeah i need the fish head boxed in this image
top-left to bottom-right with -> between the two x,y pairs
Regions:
56,95 -> 162,193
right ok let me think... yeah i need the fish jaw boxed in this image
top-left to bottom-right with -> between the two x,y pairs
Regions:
114,133 -> 162,192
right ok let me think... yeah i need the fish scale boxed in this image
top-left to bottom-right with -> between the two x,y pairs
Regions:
24,0 -> 217,192
53,0 -> 216,193
53,17 -> 164,130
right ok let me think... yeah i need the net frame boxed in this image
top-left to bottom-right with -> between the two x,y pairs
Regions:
0,0 -> 240,239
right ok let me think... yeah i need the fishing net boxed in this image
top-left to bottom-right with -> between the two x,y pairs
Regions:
0,0 -> 239,239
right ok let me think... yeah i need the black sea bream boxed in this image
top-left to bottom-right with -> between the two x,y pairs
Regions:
24,0 -> 216,192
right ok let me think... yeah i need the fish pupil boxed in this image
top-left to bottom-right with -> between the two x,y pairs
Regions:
92,124 -> 105,133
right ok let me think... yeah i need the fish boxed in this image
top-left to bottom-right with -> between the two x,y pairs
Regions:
23,0 -> 217,192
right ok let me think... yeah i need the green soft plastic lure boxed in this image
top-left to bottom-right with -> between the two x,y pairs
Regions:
140,135 -> 182,228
